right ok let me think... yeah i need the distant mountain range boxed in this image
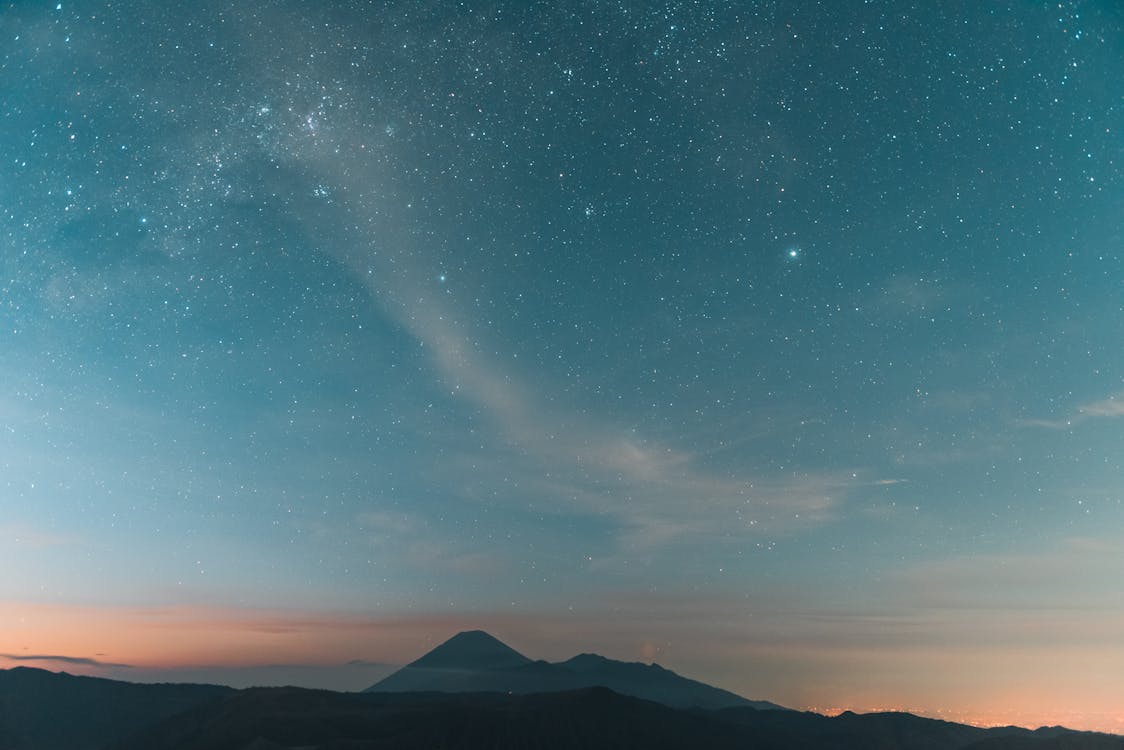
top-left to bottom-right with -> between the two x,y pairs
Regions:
2,631 -> 1122,750
364,629 -> 786,711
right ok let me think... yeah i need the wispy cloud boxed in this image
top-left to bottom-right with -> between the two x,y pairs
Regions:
877,274 -> 951,314
1078,392 -> 1124,418
1022,390 -> 1124,429
1,653 -> 131,668
0,523 -> 73,549
348,509 -> 509,576
890,536 -> 1124,615
273,95 -> 852,554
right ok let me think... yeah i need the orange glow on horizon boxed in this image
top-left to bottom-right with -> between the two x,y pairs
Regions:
0,601 -> 454,668
811,705 -> 1124,736
3,600 -> 1123,736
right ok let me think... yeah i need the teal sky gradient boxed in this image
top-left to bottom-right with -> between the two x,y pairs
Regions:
2,0 -> 1122,732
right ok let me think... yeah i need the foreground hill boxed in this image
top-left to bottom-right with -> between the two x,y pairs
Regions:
1,662 -> 1119,750
107,685 -> 1124,750
365,629 -> 785,711
0,666 -> 233,750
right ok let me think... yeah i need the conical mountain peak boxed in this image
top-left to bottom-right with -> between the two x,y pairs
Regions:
408,630 -> 531,671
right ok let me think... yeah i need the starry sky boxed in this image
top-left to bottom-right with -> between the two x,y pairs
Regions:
2,0 -> 1123,733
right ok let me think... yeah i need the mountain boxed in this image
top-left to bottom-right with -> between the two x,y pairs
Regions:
408,629 -> 533,671
559,652 -> 786,711
107,685 -> 1124,750
0,666 -> 234,750
365,629 -> 785,711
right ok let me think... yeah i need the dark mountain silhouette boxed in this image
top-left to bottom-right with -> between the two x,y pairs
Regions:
365,629 -> 785,711
4,642 -> 1122,750
106,685 -> 1124,750
0,666 -> 233,750
408,629 -> 532,670
558,651 -> 783,711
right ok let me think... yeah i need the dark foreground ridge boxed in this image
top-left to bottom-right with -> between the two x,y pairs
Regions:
0,666 -> 233,750
1,633 -> 1121,750
106,686 -> 1124,750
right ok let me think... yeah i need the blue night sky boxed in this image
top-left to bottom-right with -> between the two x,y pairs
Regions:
2,0 -> 1122,732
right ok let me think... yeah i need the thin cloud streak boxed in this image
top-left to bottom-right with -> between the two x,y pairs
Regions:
1022,389 -> 1124,428
1078,392 -> 1124,418
0,653 -> 132,668
0,523 -> 73,549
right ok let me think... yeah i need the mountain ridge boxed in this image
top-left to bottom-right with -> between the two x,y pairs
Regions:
365,629 -> 787,711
